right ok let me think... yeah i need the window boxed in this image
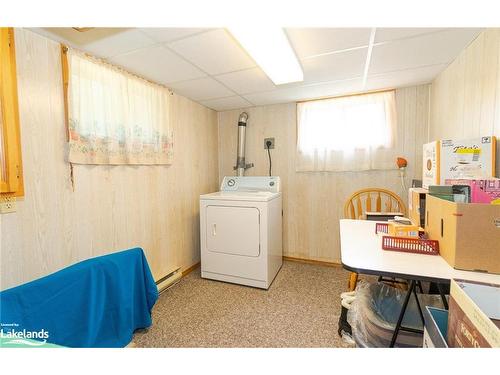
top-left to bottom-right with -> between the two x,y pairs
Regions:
0,27 -> 23,196
296,90 -> 398,172
63,47 -> 173,165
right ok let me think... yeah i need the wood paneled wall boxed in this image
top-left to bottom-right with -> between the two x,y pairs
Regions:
6,28 -> 493,287
430,28 -> 500,175
0,29 -> 219,290
218,85 -> 430,263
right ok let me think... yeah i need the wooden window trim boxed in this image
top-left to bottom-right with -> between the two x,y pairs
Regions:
61,44 -> 70,142
0,27 -> 23,197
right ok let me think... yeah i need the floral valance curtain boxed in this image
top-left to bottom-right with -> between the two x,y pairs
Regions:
296,90 -> 398,172
66,49 -> 173,165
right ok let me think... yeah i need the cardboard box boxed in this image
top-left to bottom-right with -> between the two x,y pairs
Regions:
423,306 -> 449,348
445,178 -> 500,204
423,141 -> 440,189
425,195 -> 500,274
447,279 -> 500,348
387,222 -> 422,238
422,136 -> 497,189
408,187 -> 428,227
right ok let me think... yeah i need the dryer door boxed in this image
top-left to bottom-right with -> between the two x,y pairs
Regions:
206,205 -> 260,257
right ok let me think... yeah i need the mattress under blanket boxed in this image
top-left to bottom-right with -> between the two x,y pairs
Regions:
0,248 -> 158,348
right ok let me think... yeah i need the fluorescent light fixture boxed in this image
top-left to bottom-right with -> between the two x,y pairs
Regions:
228,27 -> 303,85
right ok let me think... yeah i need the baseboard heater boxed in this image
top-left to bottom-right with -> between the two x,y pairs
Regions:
156,267 -> 182,293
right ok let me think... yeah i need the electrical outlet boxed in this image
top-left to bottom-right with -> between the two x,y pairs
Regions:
0,196 -> 17,214
264,138 -> 275,149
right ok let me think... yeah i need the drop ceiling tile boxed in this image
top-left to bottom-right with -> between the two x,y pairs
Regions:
109,45 -> 206,85
370,28 -> 482,75
302,78 -> 364,99
139,28 -> 210,43
37,28 -> 156,58
243,78 -> 363,106
168,29 -> 256,75
286,28 -> 371,58
364,64 -> 447,90
374,28 -> 446,43
200,96 -> 252,111
85,29 -> 156,58
168,77 -> 234,101
87,31 -> 150,58
301,47 -> 367,84
215,68 -> 276,95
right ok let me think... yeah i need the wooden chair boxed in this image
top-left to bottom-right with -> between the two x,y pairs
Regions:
343,188 -> 407,291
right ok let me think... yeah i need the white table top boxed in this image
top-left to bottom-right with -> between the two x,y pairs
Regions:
340,219 -> 500,284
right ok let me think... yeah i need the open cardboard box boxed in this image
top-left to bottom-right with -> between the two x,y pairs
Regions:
448,279 -> 500,348
425,195 -> 500,274
423,306 -> 449,348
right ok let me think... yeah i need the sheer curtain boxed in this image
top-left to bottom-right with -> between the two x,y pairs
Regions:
296,90 -> 398,172
67,48 -> 173,165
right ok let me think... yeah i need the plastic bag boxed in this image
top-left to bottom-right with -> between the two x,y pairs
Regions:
338,291 -> 356,346
347,281 -> 445,347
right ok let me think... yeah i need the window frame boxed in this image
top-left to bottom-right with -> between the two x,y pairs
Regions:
0,27 -> 23,197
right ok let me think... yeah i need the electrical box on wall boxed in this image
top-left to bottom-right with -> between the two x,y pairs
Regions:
0,196 -> 17,214
264,138 -> 275,149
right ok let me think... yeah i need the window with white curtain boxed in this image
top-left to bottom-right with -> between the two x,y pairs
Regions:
65,48 -> 173,165
296,90 -> 398,172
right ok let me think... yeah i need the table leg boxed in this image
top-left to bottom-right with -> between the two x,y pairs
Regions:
416,281 -> 424,294
389,280 -> 416,347
437,283 -> 449,310
412,285 -> 425,326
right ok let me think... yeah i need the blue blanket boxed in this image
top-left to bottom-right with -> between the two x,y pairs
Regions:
0,248 -> 158,348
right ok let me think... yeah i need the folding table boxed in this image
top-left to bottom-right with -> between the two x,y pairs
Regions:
339,219 -> 500,347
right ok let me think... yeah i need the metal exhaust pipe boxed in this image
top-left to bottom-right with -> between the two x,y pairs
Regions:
234,112 -> 253,176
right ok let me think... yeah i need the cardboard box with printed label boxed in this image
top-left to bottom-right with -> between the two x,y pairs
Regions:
425,194 -> 500,274
387,222 -> 422,238
422,136 -> 496,189
447,279 -> 500,348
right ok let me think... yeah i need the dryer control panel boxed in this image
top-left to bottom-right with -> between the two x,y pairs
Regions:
220,176 -> 280,193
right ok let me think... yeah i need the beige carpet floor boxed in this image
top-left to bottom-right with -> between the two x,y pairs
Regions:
132,260 -> 353,348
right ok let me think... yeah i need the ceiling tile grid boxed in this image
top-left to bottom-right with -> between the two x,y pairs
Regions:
167,77 -> 235,101
108,45 -> 206,84
215,67 -> 277,95
243,77 -> 364,107
364,64 -> 449,91
300,47 -> 368,84
81,29 -> 154,58
32,27 -> 484,111
286,28 -> 372,58
139,28 -> 209,43
374,28 -> 446,43
200,96 -> 253,111
369,28 -> 483,75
